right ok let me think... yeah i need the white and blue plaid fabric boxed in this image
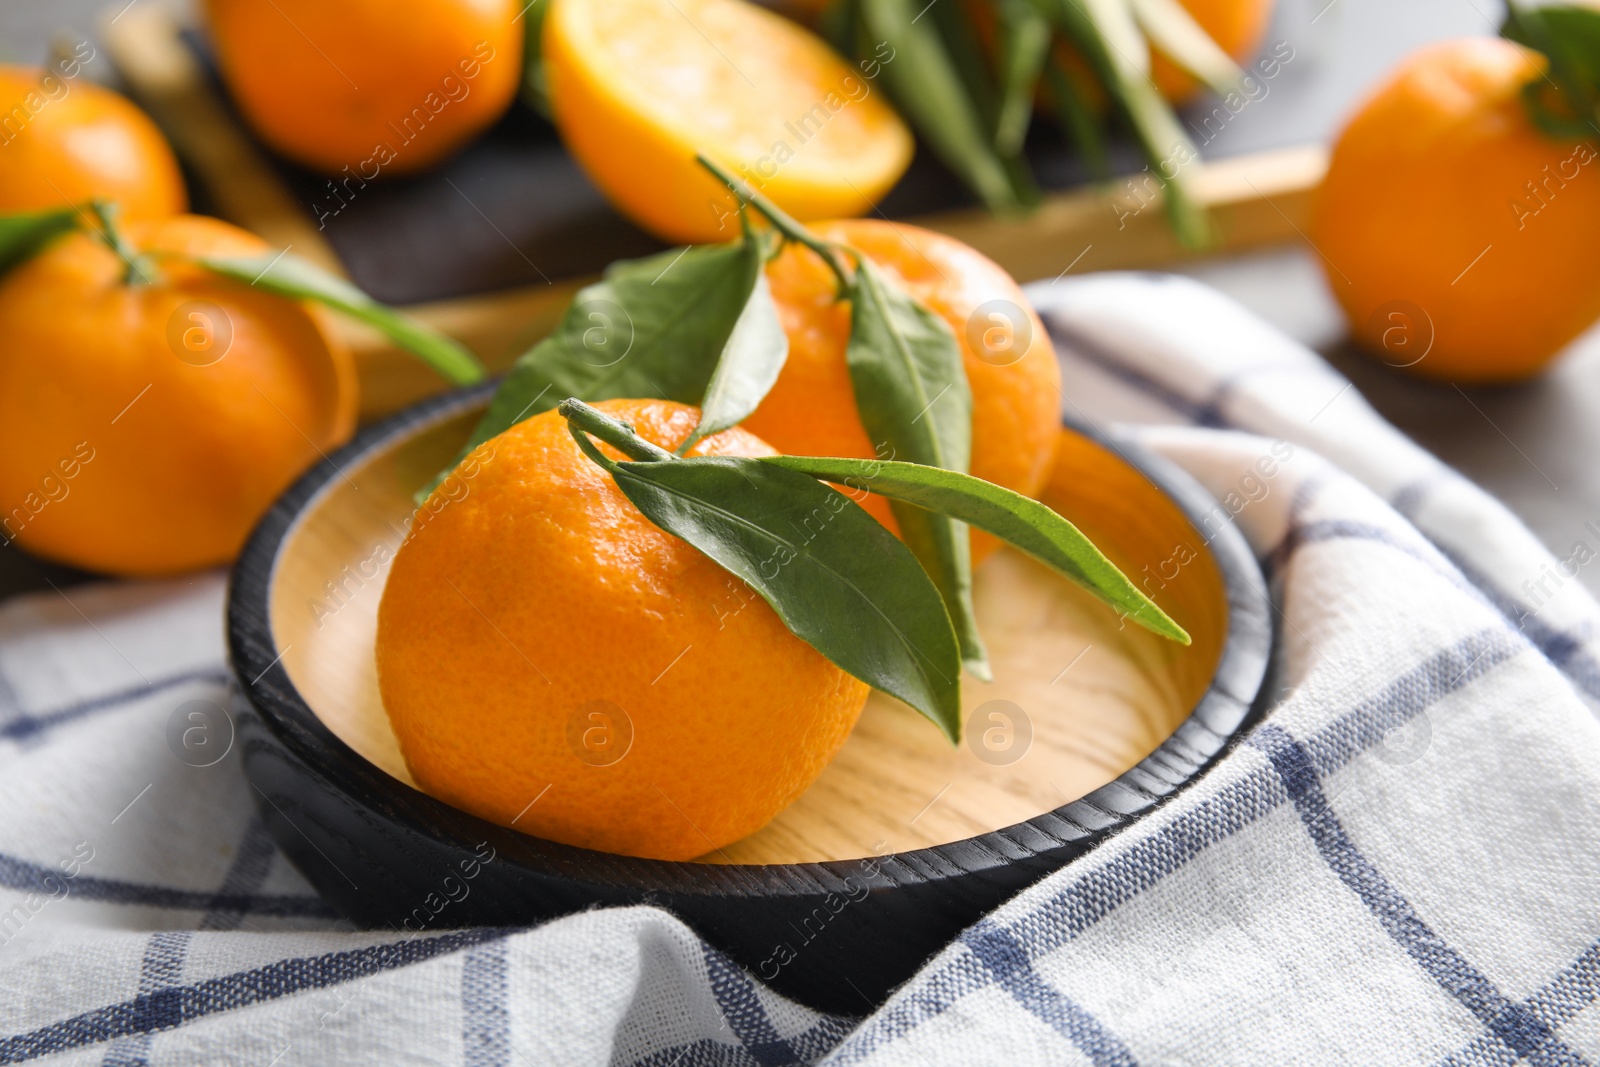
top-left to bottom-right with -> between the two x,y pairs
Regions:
3,271 -> 1598,1065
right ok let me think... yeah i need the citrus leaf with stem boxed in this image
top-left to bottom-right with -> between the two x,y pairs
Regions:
472,241 -> 759,445
765,454 -> 1191,643
560,398 -> 964,742
694,155 -> 991,678
194,250 -> 486,385
696,154 -> 855,286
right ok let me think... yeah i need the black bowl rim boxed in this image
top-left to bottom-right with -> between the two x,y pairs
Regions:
226,383 -> 1273,901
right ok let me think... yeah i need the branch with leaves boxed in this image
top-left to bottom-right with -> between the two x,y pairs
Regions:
432,155 -> 1189,743
820,0 -> 1252,245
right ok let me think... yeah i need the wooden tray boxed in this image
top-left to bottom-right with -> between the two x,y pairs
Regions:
102,2 -> 1328,419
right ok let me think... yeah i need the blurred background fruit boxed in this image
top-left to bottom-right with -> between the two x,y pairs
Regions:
0,62 -> 185,219
376,398 -> 870,861
1310,37 -> 1600,384
542,0 -> 913,244
743,219 -> 1061,561
202,0 -> 523,176
0,214 -> 356,575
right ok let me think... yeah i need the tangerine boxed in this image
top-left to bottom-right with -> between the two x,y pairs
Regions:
0,63 -> 186,220
742,219 -> 1061,561
375,398 -> 870,861
0,215 -> 356,575
1309,38 -> 1600,383
202,0 -> 522,176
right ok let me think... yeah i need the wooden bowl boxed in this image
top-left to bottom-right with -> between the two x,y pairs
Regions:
227,384 -> 1271,1014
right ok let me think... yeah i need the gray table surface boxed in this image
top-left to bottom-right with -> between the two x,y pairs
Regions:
5,0 -> 1595,601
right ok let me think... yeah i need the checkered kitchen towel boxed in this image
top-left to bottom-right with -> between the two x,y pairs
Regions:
3,270 -> 1599,1065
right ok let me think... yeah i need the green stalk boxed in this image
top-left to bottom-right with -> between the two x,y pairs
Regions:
1117,75 -> 1213,248
89,200 -> 158,286
696,154 -> 855,291
559,398 -> 677,465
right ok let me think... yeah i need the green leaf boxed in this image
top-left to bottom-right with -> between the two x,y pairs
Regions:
0,206 -> 80,279
1081,0 -> 1150,73
859,0 -> 1037,212
846,257 -> 987,678
1128,0 -> 1242,98
605,453 -> 964,741
819,0 -> 863,55
681,272 -> 788,452
193,251 -> 486,385
993,0 -> 1052,157
1503,4 -> 1600,137
1034,0 -> 1212,248
845,260 -> 973,515
1042,53 -> 1112,179
1123,78 -> 1212,249
927,0 -> 1042,202
932,0 -> 1001,133
764,455 -> 1192,644
455,239 -> 763,467
1504,3 -> 1600,87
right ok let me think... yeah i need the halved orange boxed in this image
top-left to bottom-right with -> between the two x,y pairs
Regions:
543,0 -> 914,243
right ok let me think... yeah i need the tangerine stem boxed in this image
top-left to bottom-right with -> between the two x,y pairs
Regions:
88,200 -> 157,286
695,153 -> 854,292
558,398 -> 676,463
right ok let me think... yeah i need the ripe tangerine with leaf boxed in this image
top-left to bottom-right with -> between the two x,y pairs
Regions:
375,398 -> 871,862
743,219 -> 1061,562
0,214 -> 357,575
1310,38 -> 1600,383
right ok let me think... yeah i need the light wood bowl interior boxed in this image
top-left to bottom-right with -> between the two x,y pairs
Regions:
268,409 -> 1226,865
